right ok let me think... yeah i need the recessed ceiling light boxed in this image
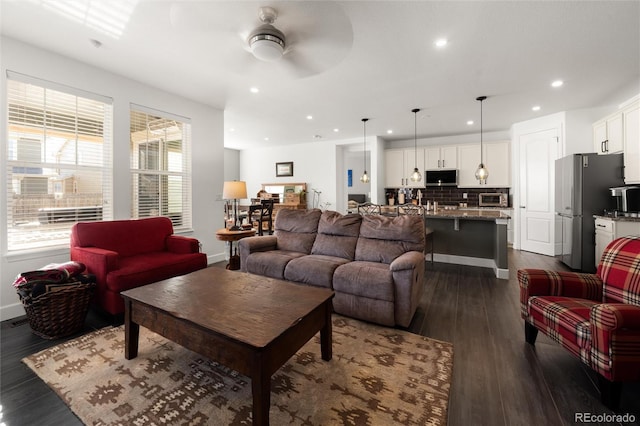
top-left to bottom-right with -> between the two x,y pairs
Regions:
228,128 -> 235,132
551,80 -> 564,88
434,38 -> 448,48
532,105 -> 541,111
387,129 -> 393,134
250,87 -> 259,93
333,128 -> 339,132
306,115 -> 313,120
264,137 -> 269,141
467,120 -> 474,125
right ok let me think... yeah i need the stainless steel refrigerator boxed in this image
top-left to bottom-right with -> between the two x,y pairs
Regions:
555,153 -> 624,272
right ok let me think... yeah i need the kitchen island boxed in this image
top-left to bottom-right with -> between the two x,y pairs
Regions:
425,209 -> 510,279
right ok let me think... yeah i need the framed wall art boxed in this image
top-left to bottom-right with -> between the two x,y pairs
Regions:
275,161 -> 294,177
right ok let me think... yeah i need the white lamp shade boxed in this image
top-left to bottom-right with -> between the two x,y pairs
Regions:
222,181 -> 247,199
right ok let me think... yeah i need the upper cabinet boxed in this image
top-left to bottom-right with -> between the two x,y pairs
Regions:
384,148 -> 425,188
425,146 -> 457,169
593,111 -> 624,155
623,99 -> 640,184
457,141 -> 510,188
456,144 -> 480,187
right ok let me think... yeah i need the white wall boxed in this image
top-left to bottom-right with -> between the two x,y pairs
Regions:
0,37 -> 226,320
224,149 -> 241,181
386,130 -> 511,149
239,141 -> 339,211
344,151 -> 370,201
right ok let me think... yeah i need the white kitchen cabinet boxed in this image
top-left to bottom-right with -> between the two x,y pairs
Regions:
483,141 -> 510,187
593,112 -> 624,155
385,149 -> 405,187
623,100 -> 640,184
425,146 -> 457,169
594,217 -> 640,267
384,148 -> 425,188
457,141 -> 510,188
457,144 -> 481,187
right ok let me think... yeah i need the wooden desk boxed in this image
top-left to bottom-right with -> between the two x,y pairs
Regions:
215,228 -> 255,270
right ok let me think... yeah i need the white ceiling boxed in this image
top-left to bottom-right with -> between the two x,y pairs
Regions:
2,0 -> 639,150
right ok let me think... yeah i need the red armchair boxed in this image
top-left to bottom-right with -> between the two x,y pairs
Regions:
70,217 -> 207,316
518,236 -> 640,409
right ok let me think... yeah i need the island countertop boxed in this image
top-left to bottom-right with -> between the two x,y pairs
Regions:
425,209 -> 511,220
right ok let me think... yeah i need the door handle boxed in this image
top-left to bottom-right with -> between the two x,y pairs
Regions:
519,206 -> 526,208
442,160 -> 445,168
604,139 -> 609,152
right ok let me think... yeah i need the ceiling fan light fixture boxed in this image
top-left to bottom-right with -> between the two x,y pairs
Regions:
249,30 -> 285,61
249,7 -> 285,62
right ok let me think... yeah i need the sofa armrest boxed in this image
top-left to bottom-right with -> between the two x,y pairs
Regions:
518,269 -> 602,319
390,251 -> 424,272
239,235 -> 277,253
390,251 -> 425,327
166,235 -> 201,254
70,247 -> 119,285
590,303 -> 640,381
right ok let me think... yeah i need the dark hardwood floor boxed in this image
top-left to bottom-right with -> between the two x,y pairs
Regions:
2,250 -> 639,425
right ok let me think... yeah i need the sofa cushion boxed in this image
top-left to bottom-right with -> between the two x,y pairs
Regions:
333,261 -> 394,302
528,296 -> 596,363
355,215 -> 425,264
71,217 -> 174,257
245,250 -> 306,280
105,251 -> 207,293
284,254 -> 350,288
311,211 -> 362,260
274,208 -> 322,254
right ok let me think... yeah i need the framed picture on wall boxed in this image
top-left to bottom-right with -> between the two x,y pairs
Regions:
276,161 -> 294,177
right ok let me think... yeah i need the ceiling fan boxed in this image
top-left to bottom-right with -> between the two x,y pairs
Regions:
247,6 -> 286,62
169,2 -> 354,78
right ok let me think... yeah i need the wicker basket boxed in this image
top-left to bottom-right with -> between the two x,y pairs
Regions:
20,283 -> 96,339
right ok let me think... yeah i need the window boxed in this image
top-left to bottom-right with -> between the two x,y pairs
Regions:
130,106 -> 192,231
5,73 -> 113,251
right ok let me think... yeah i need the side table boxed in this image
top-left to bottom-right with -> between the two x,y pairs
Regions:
215,228 -> 256,270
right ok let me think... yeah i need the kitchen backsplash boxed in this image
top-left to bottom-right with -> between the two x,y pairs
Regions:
385,187 -> 510,207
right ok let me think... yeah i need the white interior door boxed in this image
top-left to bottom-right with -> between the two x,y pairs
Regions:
519,128 -> 559,255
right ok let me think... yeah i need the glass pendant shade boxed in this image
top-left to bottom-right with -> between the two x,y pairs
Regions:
410,167 -> 422,182
475,163 -> 489,183
409,108 -> 422,182
360,118 -> 370,184
475,96 -> 489,183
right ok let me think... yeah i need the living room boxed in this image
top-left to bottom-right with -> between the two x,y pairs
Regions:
2,1 -> 640,425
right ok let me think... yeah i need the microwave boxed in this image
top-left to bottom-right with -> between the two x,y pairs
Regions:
425,169 -> 458,187
479,193 -> 508,207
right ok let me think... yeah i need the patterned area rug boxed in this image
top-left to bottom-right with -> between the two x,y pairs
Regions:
23,315 -> 453,425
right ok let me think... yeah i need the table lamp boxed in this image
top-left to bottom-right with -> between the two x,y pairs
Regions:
223,180 -> 247,231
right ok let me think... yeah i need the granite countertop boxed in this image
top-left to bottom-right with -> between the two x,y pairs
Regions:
426,209 -> 511,220
593,215 -> 640,223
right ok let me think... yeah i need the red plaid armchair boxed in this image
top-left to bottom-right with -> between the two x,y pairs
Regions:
518,236 -> 640,409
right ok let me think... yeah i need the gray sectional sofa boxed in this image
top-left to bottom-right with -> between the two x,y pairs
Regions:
238,208 -> 426,327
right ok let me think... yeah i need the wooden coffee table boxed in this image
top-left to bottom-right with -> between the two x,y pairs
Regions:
121,268 -> 334,426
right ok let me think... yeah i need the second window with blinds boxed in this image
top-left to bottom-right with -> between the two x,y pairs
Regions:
130,106 -> 192,231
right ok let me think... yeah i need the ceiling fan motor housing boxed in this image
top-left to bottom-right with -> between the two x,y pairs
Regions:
248,7 -> 286,61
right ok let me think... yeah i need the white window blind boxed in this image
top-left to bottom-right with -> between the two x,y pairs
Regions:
6,75 -> 113,251
130,106 -> 192,231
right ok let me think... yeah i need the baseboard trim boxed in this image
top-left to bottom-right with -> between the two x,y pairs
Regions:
432,253 -> 509,279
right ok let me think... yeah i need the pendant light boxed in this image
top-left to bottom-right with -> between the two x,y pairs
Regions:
360,118 -> 370,183
409,108 -> 422,182
475,96 -> 489,184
